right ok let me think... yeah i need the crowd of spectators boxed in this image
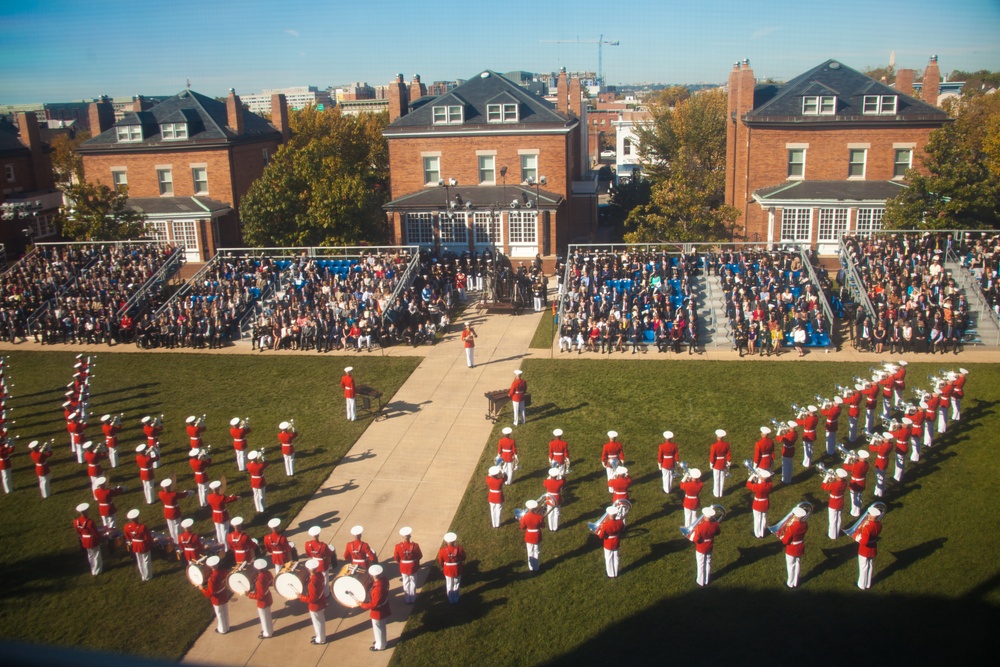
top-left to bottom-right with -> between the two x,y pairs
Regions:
955,232 -> 1000,319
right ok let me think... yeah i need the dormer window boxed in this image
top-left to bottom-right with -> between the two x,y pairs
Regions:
161,122 -> 188,140
803,95 -> 836,115
486,103 -> 519,123
433,105 -> 464,125
116,125 -> 143,142
863,95 -> 897,115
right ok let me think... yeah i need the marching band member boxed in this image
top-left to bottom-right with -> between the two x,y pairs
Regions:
923,389 -> 940,449
438,532 -> 466,603
497,427 -> 517,485
201,555 -> 232,635
937,378 -> 953,434
301,559 -> 329,644
29,440 -> 53,499
141,416 -> 163,469
543,468 -> 565,532
848,450 -> 870,517
518,499 -> 545,571
247,558 -> 275,639
879,369 -> 895,422
822,469 -> 850,539
341,367 -> 357,422
658,431 -> 679,493
0,435 -> 12,494
601,431 -> 624,484
67,411 -> 86,464
357,564 -> 391,651
93,477 -> 125,529
74,503 -> 103,576
278,421 -> 297,477
746,469 -> 773,539
844,384 -> 863,443
123,508 -> 154,581
509,370 -> 527,426
609,466 -> 632,503
304,525 -> 336,588
264,518 -> 292,575
708,429 -> 731,498
344,525 -> 377,568
394,527 -> 422,603
680,468 -> 704,527
100,414 -> 121,468
206,481 -> 239,547
82,441 -> 106,495
752,427 -> 774,473
891,420 -> 910,483
691,506 -> 720,586
821,397 -> 843,456
134,444 -> 159,504
178,519 -> 205,563
778,420 -> 798,485
158,478 -> 190,545
797,406 -> 819,468
186,415 -> 206,450
908,402 -> 926,463
595,506 -> 625,578
247,450 -> 267,513
227,517 -> 255,567
229,417 -> 250,472
856,506 -> 884,590
952,368 -> 968,421
778,506 -> 809,588
188,447 -> 211,507
486,466 -> 506,528
893,360 -> 909,407
861,377 -> 879,434
461,322 -> 477,368
548,428 -> 570,475
868,433 -> 893,498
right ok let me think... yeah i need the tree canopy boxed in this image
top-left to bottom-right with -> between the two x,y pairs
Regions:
240,107 -> 390,247
623,89 -> 738,242
49,130 -> 88,187
59,181 -> 147,241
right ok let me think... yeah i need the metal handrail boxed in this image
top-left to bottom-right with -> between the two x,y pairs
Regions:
116,248 -> 185,320
153,252 -> 221,318
797,246 -> 835,347
0,246 -> 34,279
837,237 -> 877,321
946,246 -> 1000,346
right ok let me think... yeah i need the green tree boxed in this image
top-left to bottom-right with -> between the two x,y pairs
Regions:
59,181 -> 147,240
240,107 -> 390,247
653,85 -> 690,109
862,64 -> 896,85
624,89 -> 739,242
885,92 -> 1000,230
49,130 -> 89,186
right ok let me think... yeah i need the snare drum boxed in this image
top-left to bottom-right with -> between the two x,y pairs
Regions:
331,563 -> 374,608
152,531 -> 175,558
274,561 -> 310,600
187,561 -> 212,587
227,562 -> 252,595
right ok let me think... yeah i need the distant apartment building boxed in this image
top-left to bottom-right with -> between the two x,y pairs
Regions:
338,99 -> 389,116
1,111 -> 61,252
241,86 -> 331,114
337,82 -> 376,102
611,110 -> 653,183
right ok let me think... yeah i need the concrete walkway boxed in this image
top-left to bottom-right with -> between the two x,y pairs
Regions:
182,306 -> 544,667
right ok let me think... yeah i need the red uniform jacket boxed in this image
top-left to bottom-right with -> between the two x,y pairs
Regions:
848,459 -> 869,492
84,449 -> 105,478
189,456 -> 211,485
709,439 -> 731,470
548,438 -> 569,464
74,515 -> 101,549
227,530 -> 255,564
780,519 -> 808,557
543,477 -> 564,506
862,384 -> 879,408
300,572 -> 328,611
343,539 -> 376,567
304,539 -> 336,571
822,478 -> 849,511
394,541 -> 423,575
158,489 -> 189,520
136,452 -> 158,481
779,430 -> 798,458
692,519 -> 720,554
31,449 -> 52,476
248,569 -> 274,608
596,516 -> 625,551
230,425 -> 250,451
609,476 -> 632,502
486,475 -> 505,503
601,441 -> 624,468
0,442 -> 14,470
891,426 -> 910,454
179,531 -> 204,562
939,383 -> 953,407
953,374 -> 966,399
124,520 -> 153,553
879,375 -> 894,400
893,367 -> 906,392
680,478 -> 704,510
869,440 -> 893,471
845,392 -> 862,419
797,414 -> 819,442
658,440 -> 678,470
497,436 -> 517,463
508,377 -> 527,402
360,576 -> 392,620
143,423 -> 163,446
821,404 -> 842,432
247,460 -> 267,489
186,423 -> 205,448
94,485 -> 124,517
857,520 -> 882,558
202,567 -> 232,605
263,532 -> 292,566
437,544 -> 466,577
753,437 -> 774,470
909,411 -> 925,438
519,511 -> 545,544
461,329 -> 476,348
278,430 -> 296,455
67,420 -> 86,445
206,491 -> 238,524
746,478 -> 773,512
340,374 -> 356,399
102,422 -> 121,449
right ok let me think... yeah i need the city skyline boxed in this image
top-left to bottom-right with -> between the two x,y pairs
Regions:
2,0 -> 999,104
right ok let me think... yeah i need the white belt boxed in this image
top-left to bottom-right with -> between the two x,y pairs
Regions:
791,540 -> 803,545
81,532 -> 95,539
235,549 -> 247,554
754,497 -> 768,502
684,495 -> 697,500
140,467 -> 150,473
233,439 -> 246,444
852,478 -> 863,483
501,449 -> 512,454
164,504 -> 177,510
830,494 -> 843,500
270,550 -> 284,555
527,529 -> 540,533
401,559 -> 415,564
251,475 -> 262,481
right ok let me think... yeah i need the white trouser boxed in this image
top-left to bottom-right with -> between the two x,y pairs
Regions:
924,421 -> 934,448
142,480 -> 155,505
73,439 -> 84,464
547,506 -> 560,531
858,555 -> 875,589
781,456 -> 793,485
213,603 -> 230,634
881,399 -> 891,422
559,336 -> 572,351
937,408 -> 947,434
358,334 -> 371,350
850,490 -> 863,517
752,509 -> 767,538
605,460 -> 619,482
166,518 -> 180,545
825,430 -> 837,456
108,447 -> 119,468
235,449 -> 246,472
501,461 -> 513,485
489,502 -> 502,528
215,522 -> 229,548
894,388 -> 903,408
661,468 -> 674,493
604,548 -> 619,578
346,397 -> 356,422
465,347 -> 475,368
802,440 -> 814,468
445,575 -> 461,603
684,507 -> 697,528
309,608 -> 326,642
828,507 -> 842,540
849,417 -> 858,443
952,397 -> 961,421
401,573 -> 416,602
135,551 -> 152,581
695,551 -> 712,586
87,546 -> 103,575
534,296 -> 543,311
873,468 -> 886,497
102,514 -> 116,529
512,399 -> 525,426
712,468 -> 725,498
284,453 -> 295,477
1,468 -> 11,494
257,606 -> 273,637
150,446 -> 160,469
253,487 -> 266,513
90,475 -> 101,496
892,453 -> 905,482
786,554 -> 800,588
909,435 -> 921,462
526,543 -> 540,571
38,474 -> 50,499
372,618 -> 387,650
197,483 -> 207,507
865,408 -> 875,433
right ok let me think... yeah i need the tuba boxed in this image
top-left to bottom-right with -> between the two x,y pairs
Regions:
514,493 -> 549,521
588,499 -> 633,534
680,504 -> 726,540
767,501 -> 813,535
843,502 -> 887,540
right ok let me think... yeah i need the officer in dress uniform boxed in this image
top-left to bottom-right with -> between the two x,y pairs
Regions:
340,367 -> 357,422
778,506 -> 809,589
343,525 -> 377,568
519,499 -> 545,572
437,532 -> 466,603
229,417 -> 250,472
496,428 -> 517,485
657,431 -> 679,493
277,421 -> 297,477
691,506 -> 720,587
547,429 -> 570,475
708,429 -> 731,498
486,465 -> 506,528
357,564 -> 391,651
509,370 -> 527,426
123,508 -> 153,581
247,558 -> 275,639
543,468 -> 565,531
201,555 -> 232,634
74,503 -> 103,576
393,527 -> 422,603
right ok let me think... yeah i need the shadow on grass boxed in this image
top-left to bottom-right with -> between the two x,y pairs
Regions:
0,548 -> 84,599
528,401 -> 590,421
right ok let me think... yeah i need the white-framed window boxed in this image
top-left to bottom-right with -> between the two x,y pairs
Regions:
144,221 -> 169,243
894,148 -> 912,179
780,207 -> 812,242
473,211 -> 501,245
863,95 -> 897,114
487,104 -> 502,122
478,155 -> 496,184
787,149 -> 805,179
4,164 -> 14,182
439,212 -> 468,244
111,170 -> 128,189
423,156 -> 440,185
855,208 -> 885,234
157,169 -> 173,196
405,213 -> 435,245
33,214 -> 57,238
802,95 -> 837,115
502,103 -> 518,122
623,138 -> 632,156
817,208 -> 848,242
433,105 -> 463,124
192,167 -> 208,194
161,123 -> 188,140
173,220 -> 199,254
520,154 -> 537,183
848,149 -> 867,179
116,125 -> 143,142
508,211 -> 537,245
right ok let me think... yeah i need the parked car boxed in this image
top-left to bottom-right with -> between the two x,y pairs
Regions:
600,149 -> 616,159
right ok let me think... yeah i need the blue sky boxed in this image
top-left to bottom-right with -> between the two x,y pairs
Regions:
2,0 -> 998,103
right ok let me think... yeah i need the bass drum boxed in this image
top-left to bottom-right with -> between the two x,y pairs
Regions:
274,562 -> 310,600
187,561 -> 211,587
331,564 -> 374,608
228,562 -> 252,595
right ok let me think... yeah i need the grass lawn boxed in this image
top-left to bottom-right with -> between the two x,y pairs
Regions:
0,350 -> 420,660
393,360 -> 1000,666
529,310 -> 557,349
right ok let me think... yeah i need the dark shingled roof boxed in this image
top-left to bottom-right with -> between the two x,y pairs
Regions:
384,184 -> 563,210
126,196 -> 231,216
0,119 -> 30,157
80,90 -> 280,150
746,60 -> 948,125
384,70 -> 575,135
753,180 -> 908,203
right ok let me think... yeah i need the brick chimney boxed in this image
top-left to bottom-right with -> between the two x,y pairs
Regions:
387,73 -> 409,123
922,55 -> 941,106
271,94 -> 291,143
87,96 -> 115,137
568,76 -> 582,117
895,69 -> 915,96
226,88 -> 244,136
132,95 -> 153,112
725,61 -> 742,207
557,68 -> 568,114
16,112 -> 54,190
409,74 -> 426,102
726,59 -> 755,236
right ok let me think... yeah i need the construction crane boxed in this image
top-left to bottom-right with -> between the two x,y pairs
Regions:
540,34 -> 620,87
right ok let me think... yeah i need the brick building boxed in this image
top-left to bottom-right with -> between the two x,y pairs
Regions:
382,69 -> 597,260
78,89 -> 288,260
1,112 -> 61,253
726,58 -> 949,254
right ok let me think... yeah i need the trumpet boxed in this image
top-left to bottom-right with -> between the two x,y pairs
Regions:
588,499 -> 633,534
767,501 -> 813,535
675,461 -> 689,479
259,447 -> 265,461
815,394 -> 828,405
816,463 -> 836,484
791,403 -> 804,416
743,459 -> 760,479
843,502 -> 887,540
288,419 -> 296,433
852,375 -> 864,386
836,443 -> 857,464
680,504 -> 726,539
835,384 -> 850,396
513,493 -> 548,521
197,414 -> 207,427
